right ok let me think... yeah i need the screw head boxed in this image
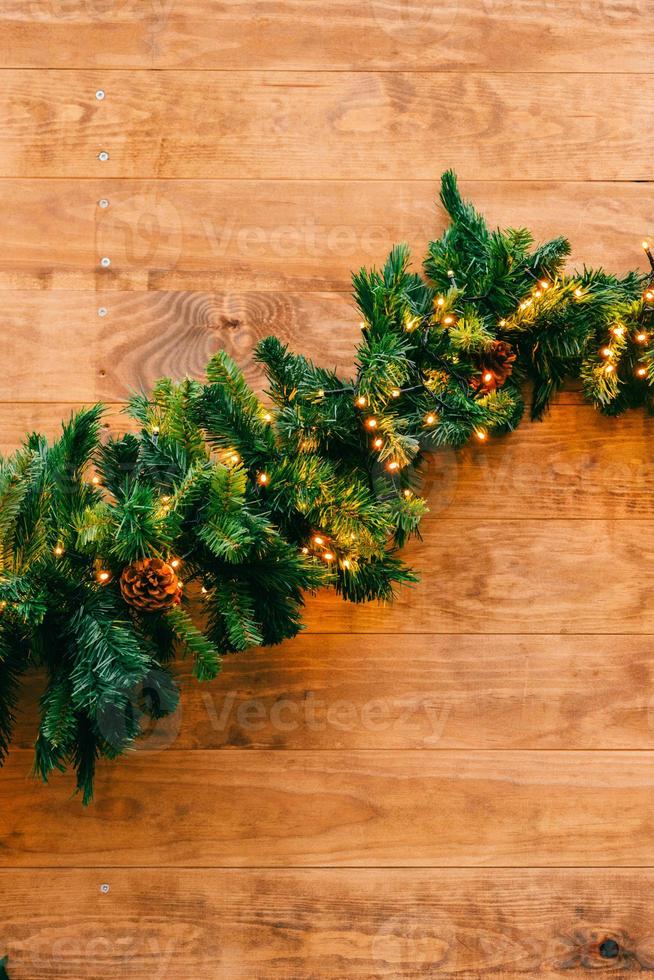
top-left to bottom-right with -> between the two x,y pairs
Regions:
96,90 -> 105,101
100,883 -> 110,894
98,198 -> 109,209
98,307 -> 108,317
98,151 -> 109,162
100,257 -> 111,268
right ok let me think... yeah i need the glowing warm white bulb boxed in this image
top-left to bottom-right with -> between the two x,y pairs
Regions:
201,585 -> 208,594
161,495 -> 171,504
359,321 -> 365,329
97,570 -> 110,583
425,413 -> 436,426
600,347 -> 612,359
645,292 -> 654,302
301,546 -> 309,555
475,430 -> 487,442
540,280 -> 550,290
390,388 -> 401,399
53,545 -> 64,556
403,489 -> 412,498
637,366 -> 647,377
372,437 -> 383,449
170,558 -> 181,569
499,319 -> 507,327
313,535 -> 325,546
230,453 -> 240,464
611,326 -> 625,337
387,461 -> 400,471
323,551 -> 335,562
263,411 -> 273,422
637,332 -> 648,343
443,315 -> 455,326
91,475 -> 101,485
605,364 -> 615,374
355,395 -> 367,407
483,372 -> 493,383
643,241 -> 650,251
257,472 -> 269,485
365,417 -> 378,429
152,426 -> 160,436
574,287 -> 583,298
447,269 -> 455,277
342,559 -> 351,570
436,296 -> 445,307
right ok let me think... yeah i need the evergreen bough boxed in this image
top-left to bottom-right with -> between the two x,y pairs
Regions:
0,172 -> 652,802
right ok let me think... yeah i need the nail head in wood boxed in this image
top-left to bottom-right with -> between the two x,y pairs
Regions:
98,151 -> 109,162
100,257 -> 111,268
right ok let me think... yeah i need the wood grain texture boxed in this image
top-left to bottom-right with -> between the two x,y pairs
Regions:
0,0 -> 651,72
303,518 -> 654,633
0,404 -> 131,456
0,290 -> 359,399
1,0 -> 653,973
4,749 -> 654,867
1,70 -> 654,179
12,633 -> 654,751
2,868 -> 654,978
0,179 -> 651,291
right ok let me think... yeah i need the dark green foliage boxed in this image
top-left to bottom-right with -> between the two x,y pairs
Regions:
0,354 -> 422,800
2,170 -> 651,805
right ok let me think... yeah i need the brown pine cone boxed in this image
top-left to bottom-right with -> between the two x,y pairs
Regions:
471,340 -> 516,394
120,557 -> 182,612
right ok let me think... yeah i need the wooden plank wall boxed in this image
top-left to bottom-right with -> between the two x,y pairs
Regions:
1,2 -> 654,977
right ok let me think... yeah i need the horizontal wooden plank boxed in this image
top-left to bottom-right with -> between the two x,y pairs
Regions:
3,749 -> 654,866
0,0 -> 651,72
1,71 -> 653,180
0,179 -> 651,292
1,290 -> 359,401
2,868 -> 654,978
12,633 -> 654,751
303,518 -> 654,633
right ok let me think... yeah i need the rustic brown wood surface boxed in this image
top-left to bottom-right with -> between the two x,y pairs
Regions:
0,70 -> 653,180
0,0 -> 650,72
4,748 -> 654,868
0,179 -> 650,291
1,0 -> 653,976
3,869 -> 654,979
12,632 -> 654,751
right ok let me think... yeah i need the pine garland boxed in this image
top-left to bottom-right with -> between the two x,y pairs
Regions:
1,172 -> 652,802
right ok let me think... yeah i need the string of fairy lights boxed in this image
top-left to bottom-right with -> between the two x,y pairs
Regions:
33,241 -> 654,589
594,242 -> 654,379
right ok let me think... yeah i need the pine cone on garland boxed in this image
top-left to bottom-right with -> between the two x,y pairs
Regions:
471,340 -> 516,394
120,558 -> 182,612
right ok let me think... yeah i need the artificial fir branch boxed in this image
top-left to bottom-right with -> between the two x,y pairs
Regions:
2,171 -> 654,801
